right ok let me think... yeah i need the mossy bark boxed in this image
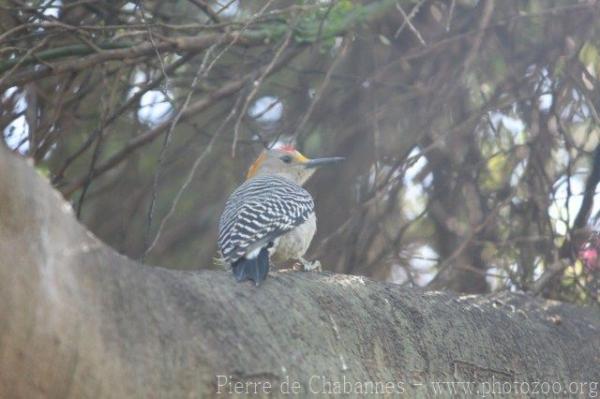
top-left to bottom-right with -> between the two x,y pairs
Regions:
0,147 -> 599,398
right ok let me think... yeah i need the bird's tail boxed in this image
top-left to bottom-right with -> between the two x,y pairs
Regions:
232,248 -> 270,285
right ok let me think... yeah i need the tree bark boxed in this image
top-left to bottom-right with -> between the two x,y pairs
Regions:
0,146 -> 599,398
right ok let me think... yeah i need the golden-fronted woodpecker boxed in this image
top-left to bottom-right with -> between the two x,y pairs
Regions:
218,143 -> 343,285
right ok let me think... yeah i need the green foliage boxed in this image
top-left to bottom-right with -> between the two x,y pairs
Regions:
579,41 -> 600,77
293,0 -> 394,48
35,164 -> 50,178
480,153 -> 511,192
293,0 -> 354,46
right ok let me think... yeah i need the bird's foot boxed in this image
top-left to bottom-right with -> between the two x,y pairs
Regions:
298,258 -> 322,272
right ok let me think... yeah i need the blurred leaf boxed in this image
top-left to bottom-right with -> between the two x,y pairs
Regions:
36,165 -> 50,178
481,153 -> 511,191
579,41 -> 599,70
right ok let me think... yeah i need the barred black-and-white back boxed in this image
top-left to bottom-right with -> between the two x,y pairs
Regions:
218,175 -> 314,265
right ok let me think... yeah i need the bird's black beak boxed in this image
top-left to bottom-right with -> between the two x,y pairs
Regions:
303,156 -> 345,169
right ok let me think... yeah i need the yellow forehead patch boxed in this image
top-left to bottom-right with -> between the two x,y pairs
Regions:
293,151 -> 309,163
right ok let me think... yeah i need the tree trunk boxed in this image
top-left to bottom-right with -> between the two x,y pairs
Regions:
0,147 -> 599,398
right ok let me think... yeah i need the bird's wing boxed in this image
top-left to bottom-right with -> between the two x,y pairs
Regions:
218,176 -> 314,264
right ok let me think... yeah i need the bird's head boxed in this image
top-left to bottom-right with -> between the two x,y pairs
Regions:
246,143 -> 344,185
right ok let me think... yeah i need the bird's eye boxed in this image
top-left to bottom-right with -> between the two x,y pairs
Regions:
281,155 -> 293,164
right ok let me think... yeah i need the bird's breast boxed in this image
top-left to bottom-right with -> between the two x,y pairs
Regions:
271,212 -> 317,263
